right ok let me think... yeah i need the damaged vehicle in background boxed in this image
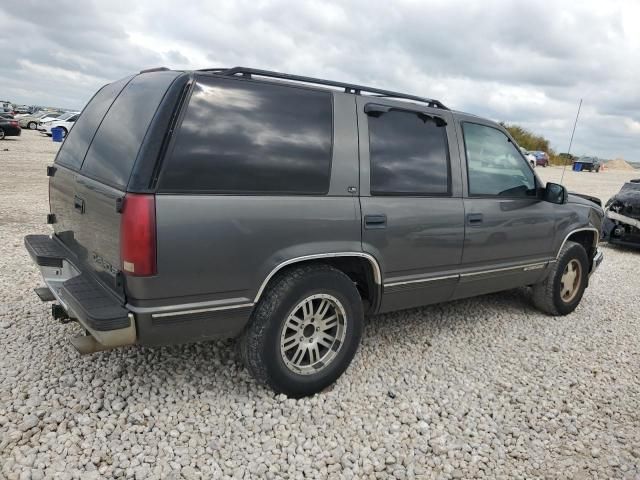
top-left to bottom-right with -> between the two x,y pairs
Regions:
602,179 -> 640,248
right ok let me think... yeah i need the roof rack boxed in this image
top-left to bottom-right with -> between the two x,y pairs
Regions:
198,66 -> 448,110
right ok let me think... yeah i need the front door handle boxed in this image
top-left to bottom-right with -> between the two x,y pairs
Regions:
73,195 -> 85,214
467,213 -> 483,225
364,214 -> 387,229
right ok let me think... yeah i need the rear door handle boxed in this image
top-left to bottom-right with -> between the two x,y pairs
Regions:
467,213 -> 483,225
73,195 -> 85,214
364,214 -> 387,229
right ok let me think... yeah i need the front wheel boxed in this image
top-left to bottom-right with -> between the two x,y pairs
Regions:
531,240 -> 589,315
28,121 -> 37,130
239,264 -> 364,397
0,128 -> 4,140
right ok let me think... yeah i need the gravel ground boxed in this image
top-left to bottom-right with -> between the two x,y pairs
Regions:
1,131 -> 639,479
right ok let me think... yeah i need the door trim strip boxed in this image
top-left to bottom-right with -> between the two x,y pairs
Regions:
151,302 -> 255,319
384,261 -> 552,288
385,274 -> 459,288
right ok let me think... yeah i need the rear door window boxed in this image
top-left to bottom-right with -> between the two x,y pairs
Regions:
80,71 -> 180,190
368,109 -> 450,195
55,77 -> 132,170
159,75 -> 333,194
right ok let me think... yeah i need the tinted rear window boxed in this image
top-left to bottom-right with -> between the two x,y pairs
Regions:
368,109 -> 450,195
55,77 -> 132,170
159,75 -> 333,194
80,71 -> 179,189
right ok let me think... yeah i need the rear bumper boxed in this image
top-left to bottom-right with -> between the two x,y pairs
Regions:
24,234 -> 136,349
3,126 -> 21,136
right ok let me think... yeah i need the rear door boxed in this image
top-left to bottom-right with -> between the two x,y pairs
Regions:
356,97 -> 465,312
50,71 -> 180,296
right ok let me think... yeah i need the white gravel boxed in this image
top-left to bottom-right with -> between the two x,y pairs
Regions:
1,132 -> 639,479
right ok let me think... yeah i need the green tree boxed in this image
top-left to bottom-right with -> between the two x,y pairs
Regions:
499,122 -> 563,165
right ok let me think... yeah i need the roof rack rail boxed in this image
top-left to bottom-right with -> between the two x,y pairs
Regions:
198,66 -> 448,110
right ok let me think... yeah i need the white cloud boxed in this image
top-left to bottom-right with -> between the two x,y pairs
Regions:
1,0 -> 638,160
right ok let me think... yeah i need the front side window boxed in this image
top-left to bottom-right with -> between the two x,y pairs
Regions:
368,109 -> 449,195
159,76 -> 333,194
463,122 -> 536,197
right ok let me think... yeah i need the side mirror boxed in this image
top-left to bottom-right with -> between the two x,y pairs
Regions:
544,182 -> 568,204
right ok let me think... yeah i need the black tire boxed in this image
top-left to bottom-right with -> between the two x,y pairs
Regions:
531,240 -> 589,316
239,264 -> 364,397
28,121 -> 37,130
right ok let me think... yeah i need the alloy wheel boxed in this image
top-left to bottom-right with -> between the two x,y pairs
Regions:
280,293 -> 347,375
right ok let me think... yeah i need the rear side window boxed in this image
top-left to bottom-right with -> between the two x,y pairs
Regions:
368,109 -> 450,195
159,76 -> 333,194
80,71 -> 179,189
55,77 -> 131,170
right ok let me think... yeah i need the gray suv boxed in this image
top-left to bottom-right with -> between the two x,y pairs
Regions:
25,67 -> 604,397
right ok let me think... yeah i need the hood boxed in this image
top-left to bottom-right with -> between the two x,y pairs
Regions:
568,192 -> 602,207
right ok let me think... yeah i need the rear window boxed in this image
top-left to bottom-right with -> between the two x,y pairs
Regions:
80,71 -> 179,189
55,77 -> 131,170
159,75 -> 333,194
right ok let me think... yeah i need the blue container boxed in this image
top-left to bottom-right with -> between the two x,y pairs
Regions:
572,162 -> 582,172
51,127 -> 64,143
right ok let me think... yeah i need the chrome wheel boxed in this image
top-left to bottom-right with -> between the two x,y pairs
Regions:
560,259 -> 582,303
280,293 -> 347,375
0,129 -> 4,140
28,122 -> 37,130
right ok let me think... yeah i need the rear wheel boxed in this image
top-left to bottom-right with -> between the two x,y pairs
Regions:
239,264 -> 364,397
0,128 -> 4,140
28,121 -> 37,130
531,240 -> 589,315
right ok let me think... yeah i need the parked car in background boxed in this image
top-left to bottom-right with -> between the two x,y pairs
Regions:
574,156 -> 601,172
24,67 -> 605,397
38,112 -> 66,125
13,105 -> 30,115
520,147 -> 537,168
40,113 -> 80,136
0,118 -> 21,140
18,111 -> 55,130
531,151 -> 550,167
0,112 -> 15,119
1,100 -> 13,112
38,111 -> 78,134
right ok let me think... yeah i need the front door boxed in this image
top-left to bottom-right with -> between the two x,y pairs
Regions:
356,97 -> 465,312
453,120 -> 561,299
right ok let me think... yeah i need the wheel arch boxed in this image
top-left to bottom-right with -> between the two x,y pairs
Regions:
558,227 -> 598,269
254,253 -> 382,313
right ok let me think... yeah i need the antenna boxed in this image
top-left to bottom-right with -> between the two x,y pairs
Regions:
559,99 -> 583,185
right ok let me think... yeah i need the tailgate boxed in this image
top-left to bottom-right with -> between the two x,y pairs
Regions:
50,168 -> 124,296
49,70 -> 181,298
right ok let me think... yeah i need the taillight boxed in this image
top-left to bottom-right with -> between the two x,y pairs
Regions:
10,120 -> 18,127
120,194 -> 156,276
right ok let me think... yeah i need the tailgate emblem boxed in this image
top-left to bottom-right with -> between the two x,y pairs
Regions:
92,252 -> 118,277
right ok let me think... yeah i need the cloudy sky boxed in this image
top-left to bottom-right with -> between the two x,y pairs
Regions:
1,0 -> 638,160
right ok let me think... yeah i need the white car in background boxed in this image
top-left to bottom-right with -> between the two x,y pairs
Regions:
520,147 -> 537,168
39,113 -> 80,136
